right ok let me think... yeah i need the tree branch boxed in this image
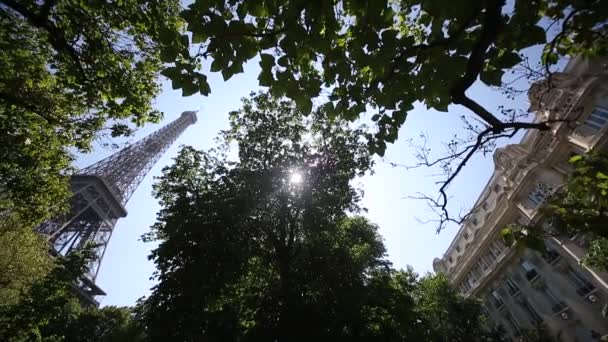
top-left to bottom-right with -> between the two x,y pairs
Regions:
0,0 -> 89,82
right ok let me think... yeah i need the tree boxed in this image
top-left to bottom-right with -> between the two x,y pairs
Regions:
0,215 -> 54,307
157,0 -> 606,228
42,306 -> 146,342
0,0 -> 185,225
0,246 -> 93,341
412,274 -> 492,341
139,93 -> 497,341
0,244 -> 144,342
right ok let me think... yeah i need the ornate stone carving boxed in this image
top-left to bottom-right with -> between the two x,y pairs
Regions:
528,73 -> 581,113
493,144 -> 528,178
433,257 -> 447,273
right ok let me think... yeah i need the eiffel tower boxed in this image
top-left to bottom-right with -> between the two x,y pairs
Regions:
36,111 -> 197,305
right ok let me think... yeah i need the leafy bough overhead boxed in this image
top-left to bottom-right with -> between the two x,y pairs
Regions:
0,0 -> 183,225
159,0 -> 606,230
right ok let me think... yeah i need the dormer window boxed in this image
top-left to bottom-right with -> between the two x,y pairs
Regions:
456,245 -> 461,253
519,259 -> 538,281
464,232 -> 469,239
528,182 -> 553,206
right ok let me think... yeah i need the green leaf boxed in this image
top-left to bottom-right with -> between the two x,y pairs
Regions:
210,58 -> 225,72
277,56 -> 289,68
197,74 -> 211,95
159,27 -> 177,45
479,67 -> 503,86
160,46 -> 179,63
569,155 -> 583,163
295,95 -> 313,115
496,51 -> 522,69
182,79 -> 198,96
500,228 -> 515,246
192,31 -> 207,44
524,25 -> 547,47
259,53 -> 275,71
258,71 -> 273,87
160,67 -> 180,79
221,62 -> 244,81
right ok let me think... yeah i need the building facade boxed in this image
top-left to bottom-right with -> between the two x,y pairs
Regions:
433,57 -> 608,341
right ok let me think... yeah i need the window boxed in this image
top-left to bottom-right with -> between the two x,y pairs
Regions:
478,258 -> 489,272
566,268 -> 595,296
504,311 -> 522,336
542,286 -> 567,313
503,276 -> 520,296
519,259 -> 538,281
468,271 -> 479,287
490,289 -> 505,309
528,182 -> 553,206
521,298 -> 543,324
456,245 -> 461,253
542,242 -> 560,264
464,232 -> 469,239
584,104 -> 608,131
473,262 -> 486,280
485,250 -> 497,263
489,240 -> 505,259
482,202 -> 489,210
448,256 -> 453,264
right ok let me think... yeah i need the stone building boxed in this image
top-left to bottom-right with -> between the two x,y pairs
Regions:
433,57 -> 608,341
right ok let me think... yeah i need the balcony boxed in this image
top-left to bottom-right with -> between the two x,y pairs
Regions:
524,269 -> 539,283
551,302 -> 568,314
542,249 -> 561,265
575,284 -> 596,297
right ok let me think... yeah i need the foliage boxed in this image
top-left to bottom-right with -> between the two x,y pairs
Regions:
0,246 -> 94,341
0,0 -> 183,225
42,306 -> 146,342
582,237 -> 608,272
164,0 -> 606,155
517,324 -> 561,342
412,273 -> 496,342
0,219 -> 53,310
501,153 -> 608,271
0,215 -> 54,307
139,93 -> 495,341
0,244 -> 143,342
548,153 -> 608,239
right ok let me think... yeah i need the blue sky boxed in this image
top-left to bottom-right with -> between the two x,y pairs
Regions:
75,58 -> 532,307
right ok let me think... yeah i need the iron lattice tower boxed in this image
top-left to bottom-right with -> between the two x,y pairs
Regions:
36,111 -> 197,305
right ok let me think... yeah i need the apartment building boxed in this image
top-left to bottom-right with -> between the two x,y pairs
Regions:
433,57 -> 608,341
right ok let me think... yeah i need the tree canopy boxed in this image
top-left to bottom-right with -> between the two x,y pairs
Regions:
158,0 -> 606,229
0,245 -> 144,342
138,93 -> 498,341
0,0 -> 184,225
2,0 -> 605,228
0,215 -> 54,307
164,0 -> 606,153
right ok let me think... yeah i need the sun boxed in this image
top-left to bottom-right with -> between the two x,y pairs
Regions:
289,172 -> 303,184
